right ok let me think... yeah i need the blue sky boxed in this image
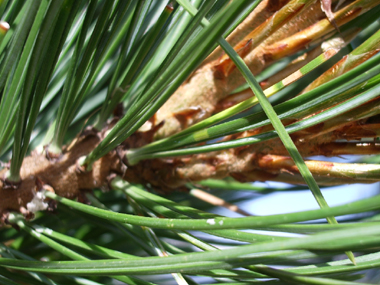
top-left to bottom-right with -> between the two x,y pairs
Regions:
240,181 -> 380,216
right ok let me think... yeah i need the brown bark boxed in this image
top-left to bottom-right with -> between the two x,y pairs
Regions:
0,133 -> 120,218
154,0 -> 375,139
154,0 -> 329,139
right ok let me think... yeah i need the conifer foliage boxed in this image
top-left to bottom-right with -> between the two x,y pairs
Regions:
1,0 -> 380,284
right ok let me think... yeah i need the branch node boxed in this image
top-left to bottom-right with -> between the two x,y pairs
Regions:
1,175 -> 21,190
44,145 -> 63,162
76,156 -> 91,173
